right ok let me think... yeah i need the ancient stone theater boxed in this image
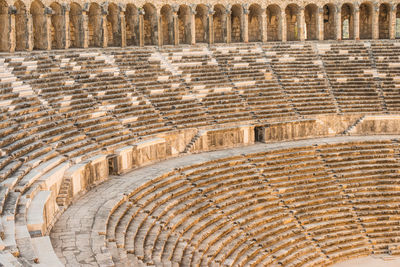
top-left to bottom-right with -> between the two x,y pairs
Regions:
2,0 -> 400,265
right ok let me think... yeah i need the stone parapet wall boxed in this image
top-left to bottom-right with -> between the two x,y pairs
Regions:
1,0 -> 399,52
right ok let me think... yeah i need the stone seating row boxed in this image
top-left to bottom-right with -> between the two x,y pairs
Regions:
95,139 -> 400,266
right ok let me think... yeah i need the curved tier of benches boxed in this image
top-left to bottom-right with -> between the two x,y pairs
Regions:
49,136 -> 400,267
1,40 -> 400,265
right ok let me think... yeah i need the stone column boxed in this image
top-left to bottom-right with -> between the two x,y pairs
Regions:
281,8 -> 287,42
82,4 -> 89,48
138,8 -> 144,46
354,4 -> 360,40
189,4 -> 196,45
8,6 -> 16,52
299,6 -> 305,41
119,4 -> 126,47
335,5 -> 341,40
372,3 -> 379,39
157,8 -> 162,46
101,3 -> 108,48
45,7 -> 53,50
172,5 -> 179,45
261,8 -> 267,42
390,4 -> 396,39
318,7 -> 324,40
242,4 -> 249,42
62,4 -> 70,49
208,5 -> 214,44
226,5 -> 231,43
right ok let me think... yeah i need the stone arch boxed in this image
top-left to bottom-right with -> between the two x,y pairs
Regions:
126,4 -> 139,46
107,3 -> 120,46
160,5 -> 173,45
267,4 -> 281,41
285,4 -> 300,41
15,0 -> 28,50
379,3 -> 390,39
248,4 -> 262,42
143,3 -> 157,45
341,3 -> 354,39
396,5 -> 400,38
213,4 -> 225,43
323,3 -> 336,40
88,3 -> 102,47
69,2 -> 83,48
360,2 -> 373,39
195,4 -> 208,43
231,4 -> 242,42
50,2 -> 63,49
305,4 -> 318,40
0,0 -> 9,51
30,0 -> 47,50
178,5 -> 190,44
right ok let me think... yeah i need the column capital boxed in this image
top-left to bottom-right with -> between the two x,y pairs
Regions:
391,3 -> 397,11
242,3 -> 249,14
225,4 -> 232,14
318,7 -> 323,14
354,3 -> 360,12
44,6 -> 53,15
118,3 -> 126,12
335,5 -> 340,13
101,2 -> 108,15
138,8 -> 145,15
299,6 -> 305,12
189,4 -> 197,15
8,5 -> 16,15
207,4 -> 214,15
83,2 -> 90,12
373,3 -> 379,12
62,3 -> 70,13
172,4 -> 179,13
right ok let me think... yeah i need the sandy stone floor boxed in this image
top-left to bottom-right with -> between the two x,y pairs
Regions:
50,135 -> 400,266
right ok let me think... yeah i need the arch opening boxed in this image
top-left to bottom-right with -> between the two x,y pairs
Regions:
323,4 -> 335,40
107,3 -> 121,47
396,5 -> 400,38
0,0 -> 9,51
379,3 -> 390,39
69,2 -> 83,48
195,4 -> 208,43
267,4 -> 281,41
286,4 -> 300,41
88,3 -> 102,47
15,0 -> 28,50
143,3 -> 157,46
178,5 -> 190,44
30,0 -> 47,50
160,5 -> 173,45
360,2 -> 372,39
231,4 -> 242,42
126,4 -> 138,46
305,4 -> 318,40
213,4 -> 225,43
50,2 -> 63,49
248,4 -> 262,42
341,3 -> 354,39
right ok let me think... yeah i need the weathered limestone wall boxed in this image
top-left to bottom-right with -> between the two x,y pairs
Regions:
350,115 -> 400,135
258,114 -> 363,142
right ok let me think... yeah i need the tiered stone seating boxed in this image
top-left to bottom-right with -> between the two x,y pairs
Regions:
212,44 -> 298,122
108,48 -> 210,129
161,46 -> 253,125
251,146 -> 372,264
370,41 -> 400,112
263,43 -> 337,115
318,42 -> 384,113
318,140 -> 400,256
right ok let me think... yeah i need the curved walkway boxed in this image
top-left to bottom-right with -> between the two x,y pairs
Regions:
50,135 -> 400,266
